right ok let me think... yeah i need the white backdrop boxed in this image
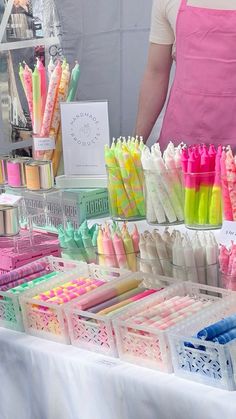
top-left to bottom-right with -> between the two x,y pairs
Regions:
56,0 -> 170,146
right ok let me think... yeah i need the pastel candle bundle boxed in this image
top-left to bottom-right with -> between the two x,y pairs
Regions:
141,142 -> 184,225
219,242 -> 236,290
181,144 -> 222,228
139,229 -> 173,276
221,147 -> 236,221
19,59 -> 81,175
74,277 -> 142,311
172,230 -> 219,286
129,295 -> 211,331
0,260 -> 48,288
32,277 -> 106,307
96,221 -> 140,272
187,314 -> 236,347
4,272 -> 58,295
58,220 -> 97,264
139,228 -> 219,286
105,137 -> 145,220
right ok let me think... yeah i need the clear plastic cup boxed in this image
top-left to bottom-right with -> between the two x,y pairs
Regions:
143,168 -> 184,226
183,171 -> 222,230
172,262 -> 219,287
61,246 -> 97,264
96,251 -> 139,272
106,165 -> 145,221
137,255 -> 172,277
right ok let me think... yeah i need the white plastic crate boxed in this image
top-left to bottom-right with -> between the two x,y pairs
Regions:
66,273 -> 173,357
20,264 -> 131,344
0,256 -> 86,332
168,294 -> 236,390
113,282 -> 231,373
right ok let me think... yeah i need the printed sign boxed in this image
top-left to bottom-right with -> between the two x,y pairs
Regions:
219,221 -> 236,246
60,101 -> 110,176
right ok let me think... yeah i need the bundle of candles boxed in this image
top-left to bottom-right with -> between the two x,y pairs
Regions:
141,142 -> 184,225
221,147 -> 236,221
72,278 -> 158,315
188,314 -> 236,346
105,137 -> 145,220
32,276 -> 106,306
6,272 -> 58,295
219,242 -> 236,290
127,295 -> 211,331
181,144 -> 222,228
139,229 -> 219,286
58,221 -> 97,263
0,260 -> 51,291
19,58 -> 80,175
96,221 -> 140,272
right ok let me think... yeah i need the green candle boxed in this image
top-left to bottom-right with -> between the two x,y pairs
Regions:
32,65 -> 42,134
67,61 -> 80,102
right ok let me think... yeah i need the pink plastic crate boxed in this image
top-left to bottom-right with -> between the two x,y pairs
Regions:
0,229 -> 60,273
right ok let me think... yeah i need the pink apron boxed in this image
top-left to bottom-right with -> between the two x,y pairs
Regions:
159,0 -> 236,150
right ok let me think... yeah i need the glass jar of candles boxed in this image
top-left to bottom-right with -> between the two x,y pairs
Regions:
183,171 -> 222,229
143,168 -> 184,225
106,165 -> 145,221
60,246 -> 97,264
137,255 -> 173,277
96,250 -> 139,272
171,262 -> 219,287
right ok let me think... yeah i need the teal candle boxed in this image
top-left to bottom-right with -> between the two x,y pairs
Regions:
67,62 -> 80,102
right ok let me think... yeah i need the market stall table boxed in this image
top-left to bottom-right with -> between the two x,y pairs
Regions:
0,328 -> 236,419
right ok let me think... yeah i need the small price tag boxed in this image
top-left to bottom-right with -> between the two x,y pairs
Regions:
94,358 -> 120,368
0,193 -> 22,205
219,221 -> 236,246
33,137 -> 55,151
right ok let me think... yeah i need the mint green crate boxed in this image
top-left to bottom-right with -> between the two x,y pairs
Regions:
62,188 -> 109,222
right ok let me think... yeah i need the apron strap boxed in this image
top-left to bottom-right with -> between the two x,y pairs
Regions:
180,0 -> 188,9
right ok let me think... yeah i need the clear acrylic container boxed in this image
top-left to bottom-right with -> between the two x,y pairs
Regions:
137,255 -> 173,277
106,165 -> 145,221
183,171 -> 222,230
172,263 -> 219,287
143,168 -> 184,226
96,251 -> 139,272
61,246 -> 97,264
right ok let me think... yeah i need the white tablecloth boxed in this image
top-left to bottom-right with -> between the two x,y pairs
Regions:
0,329 -> 236,419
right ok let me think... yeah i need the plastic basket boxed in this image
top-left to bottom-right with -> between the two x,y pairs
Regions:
20,264 -> 131,344
168,294 -> 236,390
0,256 -> 86,332
66,273 -> 173,357
113,282 -> 230,373
5,187 -> 109,232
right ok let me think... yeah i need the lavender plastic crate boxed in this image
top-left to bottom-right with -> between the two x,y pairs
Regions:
20,264 -> 131,344
0,229 -> 60,273
113,282 -> 231,373
0,256 -> 86,332
66,273 -> 172,357
168,294 -> 236,390
5,187 -> 109,232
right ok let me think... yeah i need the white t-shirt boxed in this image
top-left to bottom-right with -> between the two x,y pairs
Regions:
150,0 -> 236,45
